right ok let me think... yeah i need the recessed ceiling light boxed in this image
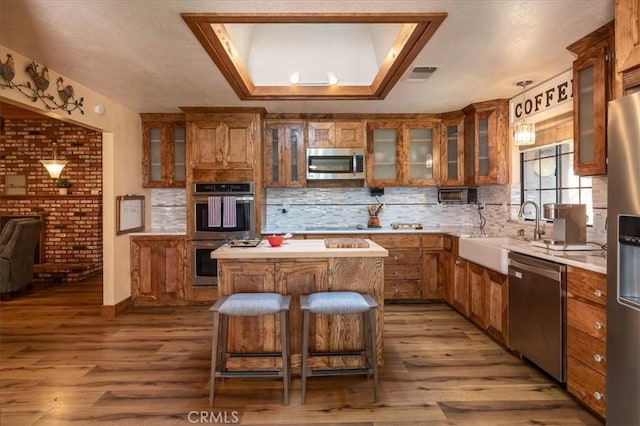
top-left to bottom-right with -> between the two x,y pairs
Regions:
290,72 -> 300,85
327,72 -> 339,86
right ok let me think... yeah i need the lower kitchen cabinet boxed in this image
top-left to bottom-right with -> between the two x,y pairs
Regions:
485,269 -> 508,345
371,234 -> 423,300
421,234 -> 443,299
465,261 -> 508,345
451,256 -> 469,315
566,266 -> 607,418
468,262 -> 487,328
438,235 -> 455,304
130,236 -> 186,305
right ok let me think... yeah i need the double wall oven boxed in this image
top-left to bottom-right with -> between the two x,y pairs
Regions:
191,182 -> 255,288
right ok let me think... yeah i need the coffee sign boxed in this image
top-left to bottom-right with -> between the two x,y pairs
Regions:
509,69 -> 573,123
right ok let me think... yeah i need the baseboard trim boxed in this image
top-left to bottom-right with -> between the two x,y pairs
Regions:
101,297 -> 133,319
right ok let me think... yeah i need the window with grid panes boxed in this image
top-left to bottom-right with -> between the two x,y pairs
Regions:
521,141 -> 593,225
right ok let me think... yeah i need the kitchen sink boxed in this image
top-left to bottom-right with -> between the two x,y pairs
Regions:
458,237 -> 517,274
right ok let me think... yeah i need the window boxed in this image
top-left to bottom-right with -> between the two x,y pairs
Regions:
521,141 -> 593,225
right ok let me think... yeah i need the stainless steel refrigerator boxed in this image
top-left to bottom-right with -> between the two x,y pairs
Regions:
606,91 -> 640,425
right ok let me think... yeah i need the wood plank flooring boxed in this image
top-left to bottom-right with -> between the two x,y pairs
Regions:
1,277 -> 602,425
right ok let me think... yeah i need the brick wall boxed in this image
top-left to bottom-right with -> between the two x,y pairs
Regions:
0,117 -> 103,270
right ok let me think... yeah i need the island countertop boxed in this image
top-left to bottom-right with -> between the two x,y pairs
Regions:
211,238 -> 389,259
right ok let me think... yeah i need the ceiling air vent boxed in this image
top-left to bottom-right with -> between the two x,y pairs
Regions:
404,66 -> 437,82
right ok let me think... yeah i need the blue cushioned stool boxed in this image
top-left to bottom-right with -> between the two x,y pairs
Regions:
209,293 -> 291,406
300,291 -> 379,404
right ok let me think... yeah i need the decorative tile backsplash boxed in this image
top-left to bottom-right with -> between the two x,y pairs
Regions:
150,176 -> 607,245
150,189 -> 187,231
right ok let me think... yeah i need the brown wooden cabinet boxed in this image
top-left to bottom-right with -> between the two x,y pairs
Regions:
566,266 -> 607,418
367,119 -> 440,187
485,269 -> 508,345
462,99 -> 510,185
438,234 -> 455,304
183,108 -> 265,182
264,120 -> 306,188
439,112 -> 465,186
567,21 -> 614,176
466,261 -> 509,344
451,256 -> 469,316
130,236 -> 186,305
468,262 -> 487,328
366,121 -> 402,186
421,234 -> 443,299
140,113 -> 186,188
308,120 -> 364,148
371,234 -> 422,300
615,0 -> 640,94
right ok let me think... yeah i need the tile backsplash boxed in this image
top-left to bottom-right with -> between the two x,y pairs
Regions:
150,177 -> 607,245
150,189 -> 187,231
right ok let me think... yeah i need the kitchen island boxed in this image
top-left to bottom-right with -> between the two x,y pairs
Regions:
211,238 -> 388,369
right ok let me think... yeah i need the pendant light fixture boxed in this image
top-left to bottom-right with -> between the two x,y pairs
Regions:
513,80 -> 536,146
40,139 -> 68,179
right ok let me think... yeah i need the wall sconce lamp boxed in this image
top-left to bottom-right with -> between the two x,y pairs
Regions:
40,139 -> 68,179
513,80 -> 536,146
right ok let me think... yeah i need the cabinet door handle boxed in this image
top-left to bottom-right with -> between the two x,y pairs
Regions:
593,354 -> 603,363
594,321 -> 603,330
594,289 -> 602,297
394,255 -> 399,261
593,391 -> 603,401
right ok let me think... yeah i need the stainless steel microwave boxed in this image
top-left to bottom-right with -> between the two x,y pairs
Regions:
437,187 -> 478,204
307,148 -> 365,180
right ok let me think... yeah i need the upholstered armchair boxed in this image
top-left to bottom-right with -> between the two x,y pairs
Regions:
0,219 -> 42,297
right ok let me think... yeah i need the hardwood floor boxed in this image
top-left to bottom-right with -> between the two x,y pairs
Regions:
0,277 -> 602,425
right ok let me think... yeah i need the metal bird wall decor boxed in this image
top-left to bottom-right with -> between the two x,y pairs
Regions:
0,53 -> 84,115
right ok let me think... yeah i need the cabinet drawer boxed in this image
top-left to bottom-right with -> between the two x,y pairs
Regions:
385,264 -> 422,281
421,234 -> 443,249
567,298 -> 606,341
385,249 -> 420,265
371,234 -> 420,248
567,326 -> 607,376
567,266 -> 606,307
384,279 -> 422,299
567,356 -> 606,418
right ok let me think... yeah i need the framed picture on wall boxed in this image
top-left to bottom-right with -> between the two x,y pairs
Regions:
5,175 -> 27,195
116,195 -> 145,235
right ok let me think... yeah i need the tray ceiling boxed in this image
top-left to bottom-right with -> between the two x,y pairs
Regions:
182,13 -> 446,100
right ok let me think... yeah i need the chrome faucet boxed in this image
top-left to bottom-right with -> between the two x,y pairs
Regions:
518,200 -> 545,241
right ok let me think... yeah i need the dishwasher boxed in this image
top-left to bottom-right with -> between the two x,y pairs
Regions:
508,252 -> 567,383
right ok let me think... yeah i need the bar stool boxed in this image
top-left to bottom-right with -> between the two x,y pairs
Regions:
300,291 -> 379,404
209,293 -> 291,406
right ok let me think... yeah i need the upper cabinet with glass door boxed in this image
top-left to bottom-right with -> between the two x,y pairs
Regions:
404,121 -> 440,186
264,120 -> 306,188
462,99 -> 510,185
567,21 -> 614,176
140,113 -> 186,188
366,120 -> 440,187
439,112 -> 465,186
366,121 -> 401,187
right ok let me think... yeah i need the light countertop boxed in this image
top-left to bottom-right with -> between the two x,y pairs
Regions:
503,240 -> 607,274
211,238 -> 389,259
